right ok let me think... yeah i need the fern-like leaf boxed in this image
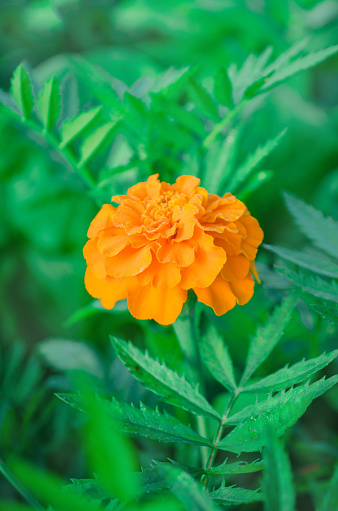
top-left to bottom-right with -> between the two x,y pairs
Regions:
188,78 -> 219,121
110,337 -> 221,420
37,77 -> 61,131
311,303 -> 338,327
10,63 -> 34,119
59,106 -> 102,148
209,484 -> 262,504
276,265 -> 338,303
214,67 -> 233,108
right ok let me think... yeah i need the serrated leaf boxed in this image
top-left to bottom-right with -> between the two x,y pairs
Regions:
58,393 -> 212,447
262,45 -> 338,92
79,122 -> 116,166
37,77 -> 61,131
110,337 -> 221,421
318,465 -> 338,511
226,129 -> 286,193
151,94 -> 204,136
203,128 -> 240,194
209,485 -> 263,504
283,192 -> 338,259
158,465 -> 218,511
263,429 -> 295,511
264,244 -> 338,279
200,322 -> 236,391
151,66 -> 197,97
243,350 -> 338,393
311,303 -> 338,327
207,459 -> 263,475
10,64 -> 34,119
214,68 -> 233,108
59,106 -> 102,147
189,78 -> 219,121
219,376 -> 338,453
276,265 -> 338,303
240,289 -> 300,387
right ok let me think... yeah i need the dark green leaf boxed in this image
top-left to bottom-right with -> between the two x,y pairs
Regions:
188,79 -> 219,121
10,64 -> 34,119
311,303 -> 338,327
318,465 -> 338,511
207,459 -> 263,476
276,265 -> 338,303
37,77 -> 61,131
79,121 -> 117,166
210,484 -> 263,504
214,68 -> 233,108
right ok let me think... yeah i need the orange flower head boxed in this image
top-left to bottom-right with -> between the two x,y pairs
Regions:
84,174 -> 263,325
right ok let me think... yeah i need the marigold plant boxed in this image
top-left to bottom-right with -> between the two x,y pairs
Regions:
84,174 -> 263,324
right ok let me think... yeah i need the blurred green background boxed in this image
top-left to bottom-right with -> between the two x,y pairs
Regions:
0,1 -> 337,509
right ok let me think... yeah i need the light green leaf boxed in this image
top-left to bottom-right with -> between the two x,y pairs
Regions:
264,38 -> 310,76
263,429 -> 295,511
226,129 -> 286,193
219,376 -> 338,453
243,350 -> 338,393
238,170 -> 273,201
262,45 -> 338,92
264,244 -> 338,279
210,485 -> 262,504
207,459 -> 263,475
10,64 -> 34,119
311,303 -> 338,327
214,68 -> 233,108
283,192 -> 338,259
79,122 -> 116,166
59,106 -> 102,147
240,289 -> 300,387
158,465 -> 218,511
58,393 -> 212,447
318,465 -> 338,511
202,128 -> 240,194
38,339 -> 103,378
37,77 -> 61,131
276,265 -> 338,303
188,78 -> 219,121
200,322 -> 236,391
111,337 -> 221,421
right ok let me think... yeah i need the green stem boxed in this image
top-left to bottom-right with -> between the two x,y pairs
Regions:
203,99 -> 248,149
0,458 -> 45,510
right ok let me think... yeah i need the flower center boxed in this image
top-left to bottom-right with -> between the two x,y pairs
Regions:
142,191 -> 188,225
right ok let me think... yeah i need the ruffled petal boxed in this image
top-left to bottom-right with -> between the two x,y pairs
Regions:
174,175 -> 200,196
137,259 -> 181,288
85,269 -> 137,309
128,283 -> 187,325
105,244 -> 153,278
229,274 -> 255,305
83,239 -> 106,279
221,255 -> 250,281
194,274 -> 237,316
156,239 -> 195,267
87,204 -> 116,238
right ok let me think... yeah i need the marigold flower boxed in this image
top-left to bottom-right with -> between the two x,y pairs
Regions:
84,174 -> 263,325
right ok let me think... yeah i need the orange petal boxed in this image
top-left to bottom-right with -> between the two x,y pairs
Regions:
128,283 -> 187,325
174,175 -> 200,195
229,274 -> 255,305
180,231 -> 227,289
156,239 -> 195,267
250,260 -> 261,283
146,174 -> 161,197
105,244 -> 153,278
85,269 -> 137,309
97,229 -> 132,256
87,204 -> 116,238
173,203 -> 199,242
137,259 -> 181,288
241,215 -> 264,247
83,239 -> 106,279
221,255 -> 250,281
194,274 -> 237,316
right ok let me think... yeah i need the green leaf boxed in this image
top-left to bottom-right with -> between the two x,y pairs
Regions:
238,170 -> 273,201
110,337 -> 221,421
240,289 -> 300,387
226,129 -> 286,193
318,465 -> 338,511
200,322 -> 236,391
58,393 -> 212,447
243,350 -> 338,393
10,64 -> 34,119
264,244 -> 338,279
209,484 -> 263,504
262,45 -> 338,92
188,78 -> 219,121
59,106 -> 102,147
283,192 -> 338,259
214,68 -> 233,108
311,303 -> 338,327
158,465 -> 218,511
276,265 -> 338,303
262,429 -> 295,511
202,128 -> 240,194
79,121 -> 116,166
219,376 -> 338,453
207,459 -> 263,475
37,77 -> 61,131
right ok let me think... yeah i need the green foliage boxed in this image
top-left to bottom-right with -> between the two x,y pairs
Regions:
276,265 -> 338,303
311,303 -> 338,327
262,429 -> 295,511
10,64 -> 34,120
318,465 -> 338,511
209,485 -> 263,505
214,68 -> 233,108
37,77 -> 61,132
